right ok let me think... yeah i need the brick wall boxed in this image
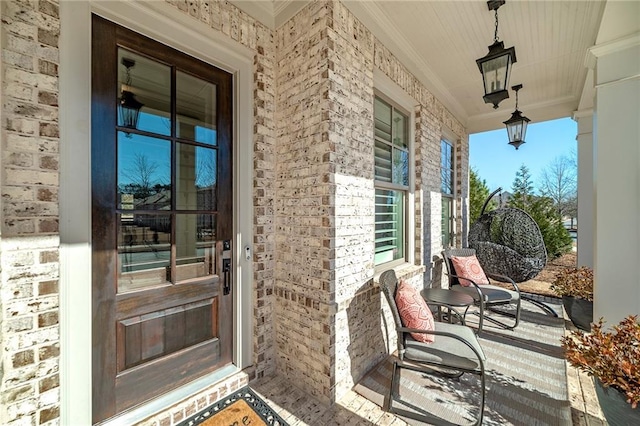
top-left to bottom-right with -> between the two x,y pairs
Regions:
273,0 -> 335,401
325,1 -> 380,400
1,0 -> 469,423
272,0 -> 468,403
1,0 -> 61,424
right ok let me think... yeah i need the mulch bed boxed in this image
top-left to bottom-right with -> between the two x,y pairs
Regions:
495,252 -> 577,297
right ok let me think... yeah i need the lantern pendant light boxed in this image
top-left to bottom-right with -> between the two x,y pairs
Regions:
476,0 -> 517,109
119,58 -> 144,131
503,84 -> 530,150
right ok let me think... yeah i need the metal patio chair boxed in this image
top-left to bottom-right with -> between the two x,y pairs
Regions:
442,247 -> 521,333
379,269 -> 486,426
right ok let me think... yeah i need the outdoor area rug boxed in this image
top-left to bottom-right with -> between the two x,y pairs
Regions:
354,296 -> 572,425
178,386 -> 288,426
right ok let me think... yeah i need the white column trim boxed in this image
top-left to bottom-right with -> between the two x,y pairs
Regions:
594,73 -> 640,89
585,31 -> 640,68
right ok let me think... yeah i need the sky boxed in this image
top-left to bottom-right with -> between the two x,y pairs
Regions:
469,117 -> 577,193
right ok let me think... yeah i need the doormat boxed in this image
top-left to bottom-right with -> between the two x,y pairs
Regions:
178,386 -> 288,426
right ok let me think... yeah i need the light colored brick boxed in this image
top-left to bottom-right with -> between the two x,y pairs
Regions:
3,186 -> 35,201
2,50 -> 35,70
6,398 -> 37,420
6,118 -> 39,135
4,327 -> 59,352
4,169 -> 58,186
0,1 -> 470,424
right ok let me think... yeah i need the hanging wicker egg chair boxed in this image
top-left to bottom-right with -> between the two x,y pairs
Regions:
468,188 -> 547,283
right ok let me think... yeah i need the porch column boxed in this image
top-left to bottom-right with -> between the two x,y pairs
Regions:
572,109 -> 594,268
590,35 -> 640,324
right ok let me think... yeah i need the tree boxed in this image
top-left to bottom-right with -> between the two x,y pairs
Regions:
469,168 -> 496,223
125,153 -> 158,194
119,153 -> 169,203
539,154 -> 577,219
509,164 -> 535,210
527,196 -> 573,258
508,164 -> 572,259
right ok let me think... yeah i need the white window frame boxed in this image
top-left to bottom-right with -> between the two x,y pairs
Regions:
373,70 -> 417,271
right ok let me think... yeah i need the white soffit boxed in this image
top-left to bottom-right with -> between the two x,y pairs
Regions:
228,1 -> 609,134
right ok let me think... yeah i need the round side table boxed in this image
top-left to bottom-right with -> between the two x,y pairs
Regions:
420,288 -> 475,325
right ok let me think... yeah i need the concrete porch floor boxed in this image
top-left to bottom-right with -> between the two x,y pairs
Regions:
251,301 -> 608,425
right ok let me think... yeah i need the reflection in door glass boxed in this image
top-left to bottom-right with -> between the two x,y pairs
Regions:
118,214 -> 171,292
175,143 -> 217,210
176,214 -> 216,282
176,70 -> 217,145
118,132 -> 171,210
117,49 -> 171,135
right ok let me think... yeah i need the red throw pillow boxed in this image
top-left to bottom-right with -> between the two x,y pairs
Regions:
394,280 -> 435,343
451,255 -> 489,287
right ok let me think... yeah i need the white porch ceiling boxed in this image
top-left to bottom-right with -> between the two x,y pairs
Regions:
230,1 -> 612,134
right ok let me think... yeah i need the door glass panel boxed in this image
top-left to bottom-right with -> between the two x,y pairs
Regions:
118,132 -> 171,210
118,214 -> 171,292
176,70 -> 217,145
118,49 -> 171,136
176,214 -> 216,282
175,143 -> 217,210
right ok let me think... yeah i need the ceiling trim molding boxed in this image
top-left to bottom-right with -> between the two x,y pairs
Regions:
228,0 -> 275,28
467,95 -> 577,134
344,0 -> 468,128
577,68 -> 596,112
273,1 -> 308,28
229,0 -> 309,29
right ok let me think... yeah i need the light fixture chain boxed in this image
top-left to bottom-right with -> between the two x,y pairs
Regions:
494,9 -> 499,42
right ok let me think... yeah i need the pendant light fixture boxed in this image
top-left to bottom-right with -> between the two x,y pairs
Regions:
476,0 -> 517,109
503,84 -> 530,150
119,58 -> 144,131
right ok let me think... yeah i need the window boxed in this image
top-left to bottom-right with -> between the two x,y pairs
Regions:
441,138 -> 455,247
374,96 -> 409,266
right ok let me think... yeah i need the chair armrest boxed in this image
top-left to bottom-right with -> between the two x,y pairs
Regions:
486,272 -> 520,294
445,272 -> 487,302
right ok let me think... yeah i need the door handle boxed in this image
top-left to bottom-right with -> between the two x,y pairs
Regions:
222,239 -> 231,296
222,258 -> 231,295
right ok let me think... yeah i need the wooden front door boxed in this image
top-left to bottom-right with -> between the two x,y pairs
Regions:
91,15 -> 233,423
